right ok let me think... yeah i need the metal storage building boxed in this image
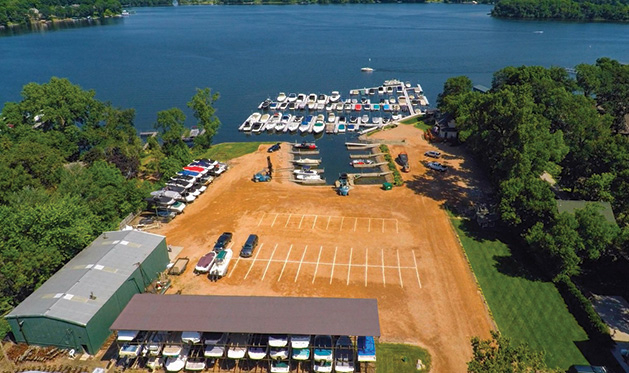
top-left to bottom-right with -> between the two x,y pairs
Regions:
5,230 -> 169,354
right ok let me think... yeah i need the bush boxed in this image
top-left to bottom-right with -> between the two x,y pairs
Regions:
554,275 -> 610,338
380,144 -> 403,186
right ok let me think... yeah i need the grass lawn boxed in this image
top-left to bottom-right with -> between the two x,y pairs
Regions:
451,218 -> 589,370
376,343 -> 431,373
195,141 -> 272,161
399,115 -> 432,131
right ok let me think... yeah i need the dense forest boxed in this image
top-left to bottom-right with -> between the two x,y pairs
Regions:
0,77 -> 220,334
438,58 -> 629,341
492,0 -> 629,21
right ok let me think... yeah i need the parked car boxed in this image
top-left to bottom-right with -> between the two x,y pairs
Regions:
268,143 -> 281,153
213,232 -> 233,252
425,150 -> 441,158
426,161 -> 447,172
240,234 -> 259,257
568,366 -> 608,373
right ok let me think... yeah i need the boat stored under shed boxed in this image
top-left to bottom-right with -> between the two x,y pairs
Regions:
111,294 -> 380,337
5,230 -> 170,354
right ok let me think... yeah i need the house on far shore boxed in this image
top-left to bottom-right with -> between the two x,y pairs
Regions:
556,199 -> 617,225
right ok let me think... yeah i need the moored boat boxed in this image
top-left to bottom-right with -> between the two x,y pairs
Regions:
248,334 -> 268,360
314,335 -> 333,362
203,333 -> 227,358
330,90 -> 341,102
227,333 -> 248,359
165,345 -> 189,372
270,360 -> 290,373
357,336 -> 376,362
313,114 -> 325,134
277,92 -> 287,102
334,336 -> 354,373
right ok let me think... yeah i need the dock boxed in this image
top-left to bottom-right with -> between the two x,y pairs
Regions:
349,153 -> 385,159
345,172 -> 392,183
345,142 -> 380,149
292,178 -> 327,185
325,123 -> 335,134
352,162 -> 387,169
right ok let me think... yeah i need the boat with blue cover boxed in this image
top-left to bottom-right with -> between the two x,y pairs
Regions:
357,336 -> 376,362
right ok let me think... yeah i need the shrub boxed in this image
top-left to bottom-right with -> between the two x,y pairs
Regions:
554,275 -> 610,338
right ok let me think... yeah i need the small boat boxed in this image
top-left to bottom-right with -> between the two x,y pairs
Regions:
389,96 -> 396,104
269,102 -> 278,111
291,335 -> 310,348
194,252 -> 216,273
357,336 -> 376,362
165,345 -> 189,372
337,123 -> 346,133
238,112 -> 260,131
296,93 -> 307,103
368,88 -> 376,95
119,343 -> 143,357
392,113 -> 401,120
313,360 -> 333,372
371,103 -> 380,111
378,86 -> 385,95
270,360 -> 290,373
327,112 -> 337,124
269,347 -> 289,360
288,115 -> 302,132
266,113 -> 282,132
268,335 -> 289,347
344,103 -> 353,111
354,104 -> 362,111
313,115 -> 325,134
248,334 -> 268,360
361,114 -> 370,124
349,89 -> 360,95
277,92 -> 287,102
181,331 -> 201,344
209,249 -> 233,279
258,98 -> 271,110
351,159 -> 375,166
147,332 -> 168,356
296,173 -> 322,181
250,122 -> 264,133
204,333 -> 227,358
325,103 -> 334,111
347,123 -> 357,132
334,336 -> 355,372
292,347 -> 310,360
288,102 -> 296,110
121,9 -> 130,16
278,113 -> 291,132
294,158 -> 321,166
314,335 -> 333,362
307,93 -> 317,109
299,115 -> 314,133
334,103 -> 343,111
227,333 -> 248,359
294,141 -> 317,150
287,92 -> 298,102
279,102 -> 289,110
294,169 -> 321,177
372,116 -> 381,125
117,330 -> 139,342
330,91 -> 341,102
185,358 -> 205,371
146,356 -> 164,371
317,94 -> 328,105
316,102 -> 325,111
361,67 -> 374,72
260,113 -> 270,124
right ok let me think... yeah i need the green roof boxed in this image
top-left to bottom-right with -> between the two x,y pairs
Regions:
556,200 -> 617,225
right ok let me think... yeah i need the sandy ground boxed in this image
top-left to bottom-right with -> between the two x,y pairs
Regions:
154,124 -> 494,372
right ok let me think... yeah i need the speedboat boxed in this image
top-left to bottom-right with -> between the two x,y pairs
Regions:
292,347 -> 310,360
294,158 -> 321,166
361,114 -> 370,125
378,86 -> 385,94
389,96 -> 396,104
316,102 -> 325,111
288,115 -> 302,132
372,116 -> 382,125
291,335 -> 310,348
269,102 -> 278,111
344,103 -> 353,111
251,122 -> 264,133
294,168 -> 320,177
277,113 -> 291,132
368,88 -> 376,95
185,358 -> 205,371
181,331 -> 201,344
334,336 -> 355,372
269,347 -> 289,360
146,356 -> 164,371
119,343 -> 143,357
337,123 -> 346,133
194,251 -> 216,273
165,345 -> 189,372
354,104 -> 362,111
287,92 -> 297,102
361,67 -> 374,72
313,360 -> 333,372
227,333 -> 248,359
279,102 -> 289,110
268,335 -> 289,347
351,159 -> 375,166
277,92 -> 287,102
270,360 -> 290,373
307,93 -> 317,109
313,115 -> 325,134
296,93 -> 307,104
327,112 -> 337,124
314,335 -> 333,361
350,89 -> 360,95
266,113 -> 282,132
317,94 -> 328,105
299,115 -> 314,134
147,331 -> 168,356
347,123 -> 357,132
258,98 -> 271,110
296,173 -> 322,181
357,336 -> 376,362
294,141 -> 317,150
371,103 -> 380,111
335,103 -> 344,111
325,103 -> 334,111
248,334 -> 268,360
203,333 -> 227,358
330,90 -> 341,102
260,113 -> 270,124
238,112 -> 260,131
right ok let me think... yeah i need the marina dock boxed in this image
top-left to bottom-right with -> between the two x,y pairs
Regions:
352,162 -> 387,168
349,153 -> 384,159
345,142 -> 380,149
291,149 -> 320,155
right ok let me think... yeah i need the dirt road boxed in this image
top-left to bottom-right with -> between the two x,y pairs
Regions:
155,124 -> 493,372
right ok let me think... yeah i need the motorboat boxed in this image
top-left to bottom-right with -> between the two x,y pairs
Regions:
378,86 -> 385,94
313,360 -> 333,372
287,92 -> 297,102
296,173 -> 322,181
330,90 -> 341,102
372,116 -> 382,125
209,249 -> 233,279
368,88 -> 376,95
349,89 -> 360,95
287,115 -> 302,132
335,103 -> 344,111
279,114 -> 292,132
334,336 -> 355,372
307,94 -> 317,109
294,168 -> 321,177
146,356 -> 164,371
347,123 -> 357,132
269,102 -> 278,111
279,102 -> 289,110
337,123 -> 346,134
294,158 -> 321,166
361,67 -> 374,72
260,113 -> 270,124
248,334 -> 268,360
268,335 -> 289,347
194,252 -> 216,273
269,347 -> 289,360
371,103 -> 380,111
258,98 -> 271,110
270,360 -> 290,373
357,336 -> 376,362
299,115 -> 314,133
351,159 -> 375,166
361,114 -> 370,125
383,104 -> 391,112
277,92 -> 287,102
250,122 -> 264,133
389,96 -> 396,104
294,141 -> 317,150
203,333 -> 227,358
182,331 -> 201,344
344,103 -> 353,111
167,201 -> 187,213
292,347 -> 310,360
354,104 -> 362,111
238,112 -> 260,131
119,343 -> 143,357
165,345 -> 189,372
266,113 -> 282,132
185,358 -> 205,371
227,333 -> 248,359
327,112 -> 337,124
147,331 -> 168,356
313,115 -> 325,134
317,94 -> 328,105
313,335 -> 333,361
296,93 -> 307,103
325,103 -> 334,112
316,102 -> 325,111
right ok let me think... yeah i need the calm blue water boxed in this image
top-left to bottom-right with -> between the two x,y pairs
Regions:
1,4 -> 628,180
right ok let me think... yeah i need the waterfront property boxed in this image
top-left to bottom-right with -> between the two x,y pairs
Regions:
5,231 -> 170,354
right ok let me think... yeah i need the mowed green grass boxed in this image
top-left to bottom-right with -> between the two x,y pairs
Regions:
196,141 -> 272,161
376,343 -> 431,373
451,218 -> 589,370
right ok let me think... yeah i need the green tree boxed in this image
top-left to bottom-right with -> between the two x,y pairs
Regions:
436,76 -> 473,113
187,88 -> 221,148
574,204 -> 620,261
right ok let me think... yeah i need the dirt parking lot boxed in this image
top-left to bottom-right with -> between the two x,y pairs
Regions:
155,124 -> 493,372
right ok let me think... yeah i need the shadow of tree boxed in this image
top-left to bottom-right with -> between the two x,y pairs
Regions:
493,254 -> 544,282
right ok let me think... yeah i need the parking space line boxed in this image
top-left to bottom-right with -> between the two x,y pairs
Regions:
284,214 -> 292,228
347,247 -> 353,285
294,245 -> 307,282
330,247 -> 337,284
244,243 -> 263,280
277,244 -> 293,282
257,213 -> 266,227
368,218 -> 371,233
412,249 -> 422,288
397,249 -> 404,288
229,255 -> 241,278
353,218 -> 358,232
271,213 -> 279,228
311,215 -> 318,230
312,246 -> 322,283
298,215 -> 305,229
340,217 -> 345,231
326,216 -> 331,230
261,244 -> 277,281
381,249 -> 386,287
365,248 -> 368,287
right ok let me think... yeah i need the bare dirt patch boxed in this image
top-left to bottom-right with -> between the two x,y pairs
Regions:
154,125 -> 493,372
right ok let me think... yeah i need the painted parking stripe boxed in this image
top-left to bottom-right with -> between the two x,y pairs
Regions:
326,216 -> 331,230
312,246 -> 323,284
397,249 -> 404,288
381,249 -> 386,287
271,213 -> 279,228
243,243 -> 263,280
364,248 -> 368,287
298,215 -> 305,229
294,245 -> 307,282
346,247 -> 353,285
277,244 -> 293,282
413,249 -> 422,288
330,246 -> 337,284
311,216 -> 318,230
257,213 -> 266,227
284,214 -> 292,228
261,244 -> 277,281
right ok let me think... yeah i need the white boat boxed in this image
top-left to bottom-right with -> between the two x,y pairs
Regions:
259,113 -> 270,124
317,94 -> 328,105
227,333 -> 248,359
313,360 -> 333,372
312,115 -> 325,134
294,169 -> 321,177
279,114 -> 292,132
277,92 -> 287,102
268,335 -> 289,347
165,345 -> 189,372
334,336 -> 354,373
335,103 -> 344,111
307,93 -> 317,109
372,116 -> 382,125
325,103 -> 334,112
361,67 -> 374,73
266,113 -> 282,132
147,331 -> 168,356
117,330 -> 139,342
296,173 -> 322,181
316,102 -> 325,111
248,334 -> 268,360
296,93 -> 307,104
162,344 -> 182,357
209,249 -> 233,279
279,102 -> 289,110
270,360 -> 290,373
293,158 -> 321,166
292,347 -> 310,360
185,358 -> 205,371
269,347 -> 289,360
181,331 -> 201,344
314,335 -> 333,362
250,122 -> 264,133
146,356 -> 164,371
287,92 -> 297,102
344,103 -> 353,111
299,115 -> 314,134
330,91 -> 341,102
238,112 -> 260,131
378,86 -> 385,94
287,115 -> 302,132
203,333 -> 227,358
327,112 -> 337,124
349,89 -> 360,95
119,343 -> 143,357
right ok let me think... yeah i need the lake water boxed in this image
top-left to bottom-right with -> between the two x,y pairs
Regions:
1,4 -> 628,181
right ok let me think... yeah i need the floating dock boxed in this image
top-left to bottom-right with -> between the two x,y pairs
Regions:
292,178 -> 327,185
291,149 -> 320,155
349,153 -> 385,159
352,162 -> 387,169
345,142 -> 380,149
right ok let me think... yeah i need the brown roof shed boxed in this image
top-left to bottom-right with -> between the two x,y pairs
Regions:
111,294 -> 380,337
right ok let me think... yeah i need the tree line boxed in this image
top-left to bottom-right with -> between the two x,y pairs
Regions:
0,77 -> 220,335
491,0 -> 629,21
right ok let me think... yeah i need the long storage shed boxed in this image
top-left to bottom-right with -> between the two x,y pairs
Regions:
5,230 -> 170,354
